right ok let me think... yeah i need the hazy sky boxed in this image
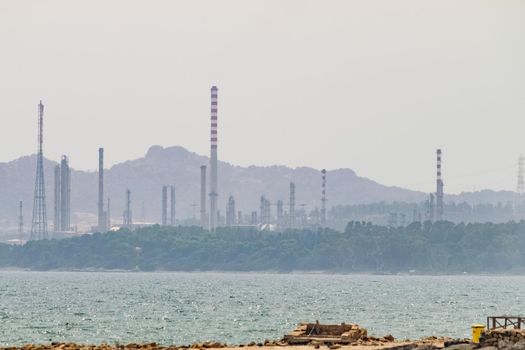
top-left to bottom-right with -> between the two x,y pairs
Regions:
0,0 -> 524,194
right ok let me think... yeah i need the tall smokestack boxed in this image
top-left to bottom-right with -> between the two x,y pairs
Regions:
276,200 -> 284,227
54,156 -> 71,232
60,155 -> 71,231
107,197 -> 111,229
426,193 -> 435,222
19,201 -> 23,235
54,164 -> 61,232
98,148 -> 106,232
200,165 -> 207,229
321,169 -> 327,225
170,186 -> 176,225
209,86 -> 219,231
162,185 -> 168,225
123,189 -> 132,228
289,182 -> 296,229
226,195 -> 235,226
436,149 -> 444,221
518,155 -> 524,195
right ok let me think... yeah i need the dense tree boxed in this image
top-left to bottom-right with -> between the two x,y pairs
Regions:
1,222 -> 525,273
329,201 -> 524,229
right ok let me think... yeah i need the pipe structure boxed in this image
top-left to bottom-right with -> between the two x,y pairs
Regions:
200,165 -> 207,229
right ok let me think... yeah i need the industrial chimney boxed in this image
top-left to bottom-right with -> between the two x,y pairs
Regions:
98,148 -> 107,232
436,149 -> 444,221
209,86 -> 219,231
200,165 -> 207,229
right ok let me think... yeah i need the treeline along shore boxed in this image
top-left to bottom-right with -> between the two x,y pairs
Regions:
1,221 -> 525,273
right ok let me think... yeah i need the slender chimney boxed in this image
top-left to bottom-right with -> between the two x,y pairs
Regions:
123,189 -> 132,227
54,164 -> 61,232
226,195 -> 235,226
427,193 -> 435,222
18,201 -> 23,235
162,185 -> 168,225
170,186 -> 176,225
98,148 -> 106,231
107,197 -> 111,229
276,200 -> 284,227
209,86 -> 219,231
59,155 -> 71,231
200,165 -> 207,229
289,182 -> 296,228
436,149 -> 444,221
321,169 -> 327,225
518,155 -> 524,195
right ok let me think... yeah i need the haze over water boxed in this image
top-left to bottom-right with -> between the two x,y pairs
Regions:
1,272 -> 523,346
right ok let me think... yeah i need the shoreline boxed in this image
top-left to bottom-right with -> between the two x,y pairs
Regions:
2,325 -> 521,350
0,338 -> 447,350
2,268 -> 525,276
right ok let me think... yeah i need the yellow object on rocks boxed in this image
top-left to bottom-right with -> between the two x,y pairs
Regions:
472,324 -> 486,343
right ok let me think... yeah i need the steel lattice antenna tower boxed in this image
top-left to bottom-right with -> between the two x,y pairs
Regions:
31,101 -> 48,240
517,155 -> 524,195
321,169 -> 327,225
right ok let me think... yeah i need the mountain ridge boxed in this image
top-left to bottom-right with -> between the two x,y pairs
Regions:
0,145 -> 518,231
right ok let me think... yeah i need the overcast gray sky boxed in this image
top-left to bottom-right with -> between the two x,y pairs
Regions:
0,0 -> 524,194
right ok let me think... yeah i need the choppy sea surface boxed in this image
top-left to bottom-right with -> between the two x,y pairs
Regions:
0,272 -> 523,346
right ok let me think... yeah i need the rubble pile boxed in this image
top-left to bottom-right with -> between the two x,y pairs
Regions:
478,329 -> 525,350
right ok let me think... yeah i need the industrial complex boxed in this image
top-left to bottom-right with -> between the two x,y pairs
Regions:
16,87 -> 458,242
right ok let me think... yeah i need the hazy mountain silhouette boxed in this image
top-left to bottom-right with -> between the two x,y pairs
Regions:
0,145 -> 517,231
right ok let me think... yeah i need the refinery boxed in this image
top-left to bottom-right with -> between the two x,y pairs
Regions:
4,85 -> 460,245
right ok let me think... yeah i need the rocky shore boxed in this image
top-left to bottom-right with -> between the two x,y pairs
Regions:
3,328 -> 525,350
0,336 -> 444,350
477,328 -> 525,350
0,340 -> 441,350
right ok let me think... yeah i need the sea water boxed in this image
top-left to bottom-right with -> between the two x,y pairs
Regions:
0,272 -> 522,346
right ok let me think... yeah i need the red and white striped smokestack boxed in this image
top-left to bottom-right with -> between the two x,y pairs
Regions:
209,86 -> 219,231
437,149 -> 442,181
436,149 -> 444,220
211,87 -> 218,151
